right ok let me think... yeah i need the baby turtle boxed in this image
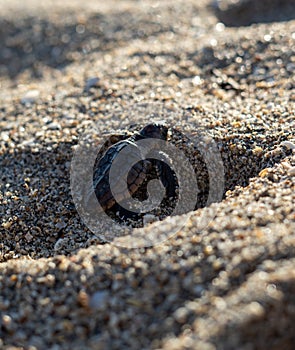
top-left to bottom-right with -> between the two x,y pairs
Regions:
87,123 -> 178,222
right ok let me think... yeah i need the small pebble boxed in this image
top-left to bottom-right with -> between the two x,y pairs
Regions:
21,90 -> 40,104
84,77 -> 100,91
89,291 -> 109,310
280,140 -> 295,150
287,167 -> 295,177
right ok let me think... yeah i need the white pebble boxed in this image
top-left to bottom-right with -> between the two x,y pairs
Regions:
287,167 -> 295,177
21,90 -> 40,104
1,132 -> 9,142
280,140 -> 295,150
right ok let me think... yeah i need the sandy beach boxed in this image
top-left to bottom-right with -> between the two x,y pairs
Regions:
0,0 -> 295,349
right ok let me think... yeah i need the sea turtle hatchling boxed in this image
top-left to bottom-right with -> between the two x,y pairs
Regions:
86,123 -> 178,222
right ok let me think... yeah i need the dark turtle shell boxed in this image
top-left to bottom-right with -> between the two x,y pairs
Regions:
90,123 -> 169,214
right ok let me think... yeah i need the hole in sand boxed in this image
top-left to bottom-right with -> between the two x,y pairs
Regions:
0,127 -> 292,261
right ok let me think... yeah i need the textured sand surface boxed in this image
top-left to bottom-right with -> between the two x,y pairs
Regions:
0,0 -> 295,349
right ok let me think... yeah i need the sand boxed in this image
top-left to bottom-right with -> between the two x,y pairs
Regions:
0,0 -> 295,349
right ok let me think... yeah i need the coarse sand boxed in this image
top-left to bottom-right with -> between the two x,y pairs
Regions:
0,0 -> 295,349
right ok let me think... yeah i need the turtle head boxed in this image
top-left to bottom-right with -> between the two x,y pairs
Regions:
139,123 -> 168,140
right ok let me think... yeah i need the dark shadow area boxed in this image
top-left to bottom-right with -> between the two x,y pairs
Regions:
188,41 -> 294,85
0,141 -> 91,262
212,277 -> 295,349
212,0 -> 295,27
0,10 -> 173,79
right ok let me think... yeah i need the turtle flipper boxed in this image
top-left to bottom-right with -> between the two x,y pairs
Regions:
157,160 -> 178,202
